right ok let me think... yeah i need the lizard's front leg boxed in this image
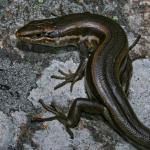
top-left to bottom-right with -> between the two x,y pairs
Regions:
51,42 -> 91,92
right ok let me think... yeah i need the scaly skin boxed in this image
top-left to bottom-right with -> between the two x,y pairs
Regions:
16,13 -> 149,149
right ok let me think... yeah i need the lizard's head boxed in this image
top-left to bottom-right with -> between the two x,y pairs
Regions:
16,15 -> 101,48
15,19 -> 62,46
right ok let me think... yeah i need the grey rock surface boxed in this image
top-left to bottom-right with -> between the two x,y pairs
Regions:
0,0 -> 149,149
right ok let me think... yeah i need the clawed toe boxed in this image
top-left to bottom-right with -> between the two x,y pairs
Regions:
31,116 -> 58,122
31,99 -> 74,139
58,69 -> 69,76
32,99 -> 66,122
38,99 -> 65,117
51,69 -> 77,90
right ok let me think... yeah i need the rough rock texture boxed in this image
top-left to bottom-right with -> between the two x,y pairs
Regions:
0,0 -> 149,149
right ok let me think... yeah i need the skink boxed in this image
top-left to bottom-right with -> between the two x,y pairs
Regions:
16,13 -> 149,150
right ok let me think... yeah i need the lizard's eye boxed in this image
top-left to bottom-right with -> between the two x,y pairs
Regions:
46,30 -> 60,38
45,32 -> 55,37
35,32 -> 48,38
